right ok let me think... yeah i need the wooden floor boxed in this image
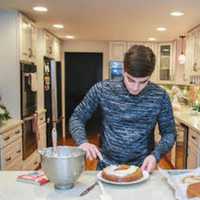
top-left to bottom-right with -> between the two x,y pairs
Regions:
61,133 -> 173,170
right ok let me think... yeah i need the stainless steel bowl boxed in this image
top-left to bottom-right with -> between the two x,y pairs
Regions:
39,146 -> 85,190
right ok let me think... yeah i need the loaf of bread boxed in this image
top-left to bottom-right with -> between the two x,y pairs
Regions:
102,164 -> 143,182
187,182 -> 200,198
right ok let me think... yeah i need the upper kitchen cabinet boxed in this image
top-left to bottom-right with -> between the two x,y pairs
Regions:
185,26 -> 200,83
45,31 -> 54,58
44,32 -> 61,61
158,42 -> 176,82
19,15 -> 37,63
109,42 -> 127,61
53,38 -> 61,61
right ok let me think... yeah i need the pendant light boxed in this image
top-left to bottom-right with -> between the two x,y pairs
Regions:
178,35 -> 186,64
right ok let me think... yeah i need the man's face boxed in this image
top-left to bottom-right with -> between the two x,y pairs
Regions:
123,72 -> 150,95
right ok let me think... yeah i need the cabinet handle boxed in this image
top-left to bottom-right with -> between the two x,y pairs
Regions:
49,46 -> 52,54
192,136 -> 196,140
23,52 -> 28,56
34,161 -> 38,165
16,150 -> 21,154
28,48 -> 33,58
4,136 -> 10,141
15,130 -> 20,134
40,117 -> 43,121
5,157 -> 11,162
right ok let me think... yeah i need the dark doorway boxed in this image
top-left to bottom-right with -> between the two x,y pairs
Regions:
65,52 -> 103,136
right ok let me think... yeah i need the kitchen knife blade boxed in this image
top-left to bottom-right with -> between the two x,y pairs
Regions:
79,181 -> 98,196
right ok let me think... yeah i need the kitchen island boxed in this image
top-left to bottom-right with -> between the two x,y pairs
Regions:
0,170 -> 175,200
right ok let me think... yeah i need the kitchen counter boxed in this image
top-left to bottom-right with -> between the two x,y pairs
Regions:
0,170 -> 175,200
174,106 -> 200,133
0,119 -> 23,134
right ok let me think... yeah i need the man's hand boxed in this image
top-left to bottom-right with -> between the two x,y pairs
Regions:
79,142 -> 103,161
141,155 -> 157,173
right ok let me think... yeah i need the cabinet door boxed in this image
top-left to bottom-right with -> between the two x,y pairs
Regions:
38,123 -> 47,150
187,144 -> 198,169
30,24 -> 37,61
20,17 -> 32,61
158,43 -> 174,81
109,42 -> 127,61
45,32 -> 54,58
53,38 -> 61,61
20,16 -> 36,62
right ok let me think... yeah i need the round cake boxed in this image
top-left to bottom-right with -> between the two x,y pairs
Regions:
102,164 -> 143,182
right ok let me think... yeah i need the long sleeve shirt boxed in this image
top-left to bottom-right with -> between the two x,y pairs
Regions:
69,78 -> 176,166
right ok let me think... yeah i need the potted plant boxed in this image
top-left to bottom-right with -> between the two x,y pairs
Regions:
0,104 -> 11,126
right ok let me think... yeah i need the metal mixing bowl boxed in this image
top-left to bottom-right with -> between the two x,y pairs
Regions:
39,146 -> 85,190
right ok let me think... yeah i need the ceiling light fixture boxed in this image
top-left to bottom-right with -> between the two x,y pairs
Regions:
156,27 -> 167,32
148,37 -> 156,41
178,35 -> 186,65
65,35 -> 75,39
170,11 -> 184,16
53,24 -> 64,29
33,6 -> 48,12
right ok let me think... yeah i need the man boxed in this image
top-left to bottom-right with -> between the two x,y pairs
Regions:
69,45 -> 176,172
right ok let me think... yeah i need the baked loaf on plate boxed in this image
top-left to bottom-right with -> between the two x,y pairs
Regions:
102,164 -> 143,182
187,182 -> 200,198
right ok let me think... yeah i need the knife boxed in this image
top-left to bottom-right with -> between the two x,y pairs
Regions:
79,181 -> 98,196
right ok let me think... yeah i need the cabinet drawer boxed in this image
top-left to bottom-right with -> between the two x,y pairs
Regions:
1,138 -> 22,169
189,129 -> 200,148
22,151 -> 40,170
4,158 -> 23,170
0,125 -> 22,148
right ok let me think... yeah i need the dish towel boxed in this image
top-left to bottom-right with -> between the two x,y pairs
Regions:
30,73 -> 38,92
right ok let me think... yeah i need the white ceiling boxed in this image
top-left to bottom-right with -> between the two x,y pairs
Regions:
1,0 -> 200,41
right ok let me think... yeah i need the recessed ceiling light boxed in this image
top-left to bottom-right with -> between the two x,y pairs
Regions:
170,11 -> 184,16
148,37 -> 156,41
53,24 -> 64,29
156,27 -> 167,32
65,35 -> 75,39
33,6 -> 48,12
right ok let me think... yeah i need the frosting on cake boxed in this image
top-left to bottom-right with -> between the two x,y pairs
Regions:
104,165 -> 138,177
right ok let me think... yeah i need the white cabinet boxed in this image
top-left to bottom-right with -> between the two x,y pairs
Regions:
37,112 -> 47,150
38,123 -> 47,150
45,32 -> 54,58
109,42 -> 127,61
22,150 -> 40,170
109,41 -> 176,82
185,27 -> 200,83
0,121 -> 23,170
158,43 -> 175,81
20,15 -> 37,62
44,32 -> 61,60
187,128 -> 200,169
53,38 -> 61,61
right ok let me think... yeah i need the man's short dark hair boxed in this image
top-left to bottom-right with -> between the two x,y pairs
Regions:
124,45 -> 156,77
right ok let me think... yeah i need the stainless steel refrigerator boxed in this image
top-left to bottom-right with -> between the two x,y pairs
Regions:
44,57 -> 63,146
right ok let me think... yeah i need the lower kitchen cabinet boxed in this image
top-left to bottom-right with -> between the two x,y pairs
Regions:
22,150 -> 40,170
0,120 -> 23,170
38,122 -> 47,150
187,128 -> 200,169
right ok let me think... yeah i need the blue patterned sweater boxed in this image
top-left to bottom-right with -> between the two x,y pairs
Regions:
69,78 -> 176,166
